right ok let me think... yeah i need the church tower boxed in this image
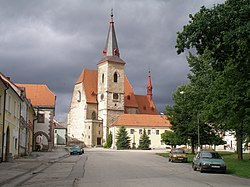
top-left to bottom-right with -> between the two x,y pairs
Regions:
97,11 -> 125,142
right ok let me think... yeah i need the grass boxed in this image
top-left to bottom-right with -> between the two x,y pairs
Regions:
156,151 -> 250,178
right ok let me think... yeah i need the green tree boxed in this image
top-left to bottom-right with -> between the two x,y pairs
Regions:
161,130 -> 179,148
116,126 -> 131,150
104,131 -> 112,148
176,0 -> 250,159
138,129 -> 151,150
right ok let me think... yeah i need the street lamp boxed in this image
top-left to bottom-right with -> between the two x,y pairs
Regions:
180,91 -> 200,152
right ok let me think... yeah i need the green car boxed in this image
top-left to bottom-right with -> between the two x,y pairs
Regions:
192,151 -> 226,173
70,145 -> 84,155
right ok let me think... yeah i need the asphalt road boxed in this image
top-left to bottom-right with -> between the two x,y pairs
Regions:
4,147 -> 249,187
79,149 -> 250,187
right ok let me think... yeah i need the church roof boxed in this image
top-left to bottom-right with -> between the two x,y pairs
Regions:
76,69 -> 98,104
135,95 -> 158,115
103,10 -> 120,57
16,84 -> 56,107
112,114 -> 171,127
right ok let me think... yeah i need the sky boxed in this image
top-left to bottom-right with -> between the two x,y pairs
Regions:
0,0 -> 225,122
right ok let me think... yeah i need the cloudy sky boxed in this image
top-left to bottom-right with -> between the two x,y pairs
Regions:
1,0 -> 225,122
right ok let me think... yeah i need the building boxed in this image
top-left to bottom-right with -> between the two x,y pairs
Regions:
16,84 -> 56,151
0,75 -> 9,161
0,73 -> 22,161
67,12 -> 164,148
53,120 -> 67,145
17,86 -> 34,156
111,114 -> 171,149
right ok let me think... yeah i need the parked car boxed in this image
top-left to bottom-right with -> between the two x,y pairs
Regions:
192,150 -> 226,173
70,145 -> 84,155
169,148 -> 188,163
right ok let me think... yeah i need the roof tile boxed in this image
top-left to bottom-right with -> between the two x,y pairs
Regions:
112,114 -> 171,127
16,84 -> 56,107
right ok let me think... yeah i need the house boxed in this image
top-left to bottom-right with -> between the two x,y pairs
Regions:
17,86 -> 34,156
16,84 -> 56,151
53,120 -> 67,145
111,114 -> 171,149
67,12 -> 162,148
0,73 -> 22,161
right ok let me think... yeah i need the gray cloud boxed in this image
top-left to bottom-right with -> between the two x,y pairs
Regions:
0,0 -> 225,122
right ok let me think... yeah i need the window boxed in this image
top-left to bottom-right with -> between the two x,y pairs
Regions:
130,129 -> 134,134
148,130 -> 151,135
77,91 -> 81,102
114,72 -> 118,83
14,101 -> 16,118
8,95 -> 11,112
156,130 -> 159,135
91,111 -> 96,120
101,94 -> 104,100
102,74 -> 104,83
37,113 -> 45,123
139,129 -> 142,134
113,93 -> 118,100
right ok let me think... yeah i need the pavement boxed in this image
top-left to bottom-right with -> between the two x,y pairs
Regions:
0,146 -> 167,186
0,146 -> 69,186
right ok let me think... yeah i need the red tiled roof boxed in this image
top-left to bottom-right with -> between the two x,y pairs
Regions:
112,114 -> 171,127
124,76 -> 138,108
135,95 -> 159,115
76,69 -> 98,103
16,84 -> 56,107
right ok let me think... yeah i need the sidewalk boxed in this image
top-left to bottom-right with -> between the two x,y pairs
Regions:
0,146 -> 68,186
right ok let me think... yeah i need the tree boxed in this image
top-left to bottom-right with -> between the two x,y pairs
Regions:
104,131 -> 112,148
176,0 -> 250,159
138,129 -> 151,150
116,126 -> 131,150
161,130 -> 179,148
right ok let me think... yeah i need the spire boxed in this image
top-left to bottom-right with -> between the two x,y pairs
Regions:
147,71 -> 153,101
103,9 -> 120,57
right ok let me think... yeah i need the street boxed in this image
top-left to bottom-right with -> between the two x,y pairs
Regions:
0,147 -> 250,187
79,149 -> 250,187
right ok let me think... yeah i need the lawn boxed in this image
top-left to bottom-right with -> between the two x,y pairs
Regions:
156,151 -> 250,178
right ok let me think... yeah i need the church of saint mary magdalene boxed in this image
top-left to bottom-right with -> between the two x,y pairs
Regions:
67,12 -> 171,149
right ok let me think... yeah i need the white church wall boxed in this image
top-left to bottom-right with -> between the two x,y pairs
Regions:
67,83 -> 86,143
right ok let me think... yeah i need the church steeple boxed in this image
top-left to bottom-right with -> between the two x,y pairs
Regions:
103,9 -> 120,57
147,71 -> 153,101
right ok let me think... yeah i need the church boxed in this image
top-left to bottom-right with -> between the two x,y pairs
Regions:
67,12 -> 170,148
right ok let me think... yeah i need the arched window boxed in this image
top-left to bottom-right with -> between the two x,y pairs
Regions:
102,74 -> 104,83
91,111 -> 96,120
114,72 -> 118,83
77,91 -> 81,102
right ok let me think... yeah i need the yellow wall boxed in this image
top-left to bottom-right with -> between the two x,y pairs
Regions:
111,126 -> 170,149
0,81 -> 7,158
3,89 -> 21,160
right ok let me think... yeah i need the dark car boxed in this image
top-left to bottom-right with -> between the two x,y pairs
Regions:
70,146 -> 84,155
192,150 -> 226,173
169,148 -> 188,163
